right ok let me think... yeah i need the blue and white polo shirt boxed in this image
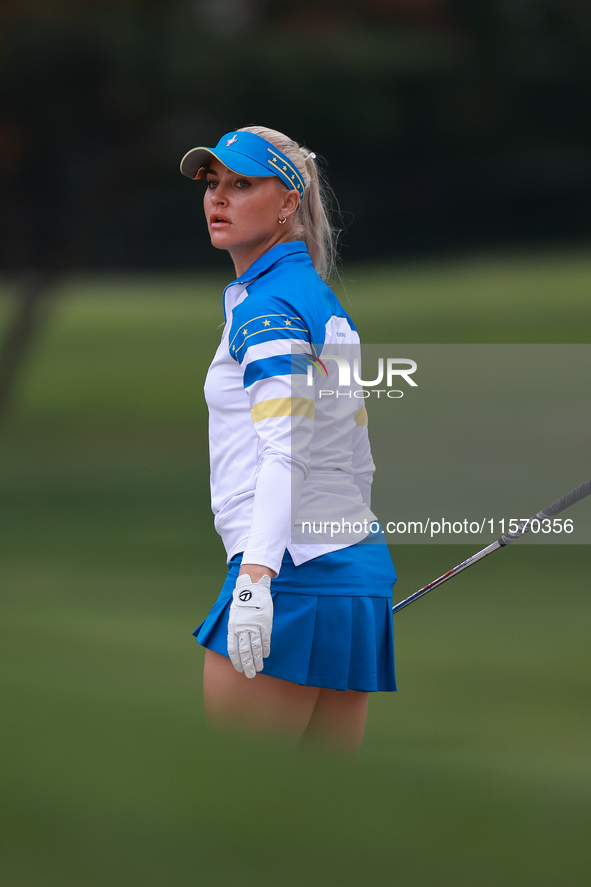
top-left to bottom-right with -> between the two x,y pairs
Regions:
204,241 -> 378,575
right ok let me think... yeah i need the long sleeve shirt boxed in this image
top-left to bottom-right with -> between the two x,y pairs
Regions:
204,241 -> 378,576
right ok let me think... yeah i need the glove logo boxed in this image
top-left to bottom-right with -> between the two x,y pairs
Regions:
238,590 -> 252,602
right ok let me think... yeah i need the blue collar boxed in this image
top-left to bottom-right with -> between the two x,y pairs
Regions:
232,241 -> 310,285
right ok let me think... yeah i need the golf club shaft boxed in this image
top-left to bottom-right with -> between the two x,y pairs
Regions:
392,479 -> 591,614
391,541 -> 500,613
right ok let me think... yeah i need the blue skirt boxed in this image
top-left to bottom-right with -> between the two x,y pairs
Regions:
193,537 -> 397,692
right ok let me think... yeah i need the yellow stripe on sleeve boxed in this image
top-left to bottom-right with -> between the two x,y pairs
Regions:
251,397 -> 315,423
354,406 -> 368,426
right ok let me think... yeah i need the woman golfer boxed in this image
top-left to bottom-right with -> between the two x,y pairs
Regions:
181,126 -> 397,751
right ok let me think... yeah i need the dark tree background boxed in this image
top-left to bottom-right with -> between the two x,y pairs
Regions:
1,0 -> 591,272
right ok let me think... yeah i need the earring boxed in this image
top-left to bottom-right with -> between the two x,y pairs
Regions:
278,217 -> 286,225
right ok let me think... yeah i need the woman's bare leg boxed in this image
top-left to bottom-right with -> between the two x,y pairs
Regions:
204,650 -> 370,752
203,649 -> 320,741
303,688 -> 369,754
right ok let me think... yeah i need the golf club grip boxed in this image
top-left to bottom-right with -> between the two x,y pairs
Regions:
497,479 -> 591,546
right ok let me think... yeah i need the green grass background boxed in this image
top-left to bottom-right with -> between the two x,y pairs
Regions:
1,249 -> 590,886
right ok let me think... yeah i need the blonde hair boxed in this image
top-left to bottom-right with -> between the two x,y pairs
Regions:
237,125 -> 338,281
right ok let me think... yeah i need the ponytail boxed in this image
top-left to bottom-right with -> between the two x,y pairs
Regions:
237,125 -> 338,280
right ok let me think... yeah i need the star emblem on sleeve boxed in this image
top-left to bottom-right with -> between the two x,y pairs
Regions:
243,328 -> 248,335
263,319 -> 271,326
284,319 -> 292,326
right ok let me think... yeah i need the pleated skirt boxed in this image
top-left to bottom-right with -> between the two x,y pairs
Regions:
193,536 -> 397,692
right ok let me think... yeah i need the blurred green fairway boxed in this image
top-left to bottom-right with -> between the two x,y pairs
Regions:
1,249 -> 590,886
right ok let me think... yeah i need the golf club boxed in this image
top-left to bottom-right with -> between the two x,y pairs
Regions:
392,479 -> 591,614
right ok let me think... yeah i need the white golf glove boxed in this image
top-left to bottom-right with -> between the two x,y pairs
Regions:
227,574 -> 273,679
